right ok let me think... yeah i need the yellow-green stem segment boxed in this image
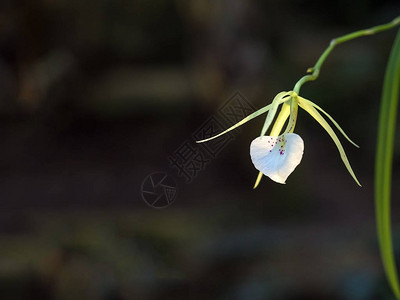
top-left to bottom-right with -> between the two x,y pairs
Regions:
293,16 -> 400,94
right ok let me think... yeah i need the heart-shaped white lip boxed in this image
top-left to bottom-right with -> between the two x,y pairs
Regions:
250,133 -> 304,184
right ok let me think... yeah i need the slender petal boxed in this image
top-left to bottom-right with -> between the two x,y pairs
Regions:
298,98 -> 361,186
260,92 -> 292,136
283,96 -> 299,134
196,92 -> 291,143
299,96 -> 359,148
270,102 -> 291,136
250,133 -> 304,184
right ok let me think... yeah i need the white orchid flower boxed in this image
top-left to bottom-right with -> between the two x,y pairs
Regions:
197,91 -> 361,188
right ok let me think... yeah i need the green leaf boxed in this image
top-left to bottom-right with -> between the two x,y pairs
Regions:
375,29 -> 400,299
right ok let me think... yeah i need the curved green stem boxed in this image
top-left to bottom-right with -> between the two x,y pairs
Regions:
293,16 -> 400,94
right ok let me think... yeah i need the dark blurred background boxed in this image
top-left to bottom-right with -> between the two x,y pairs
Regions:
1,0 -> 400,299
